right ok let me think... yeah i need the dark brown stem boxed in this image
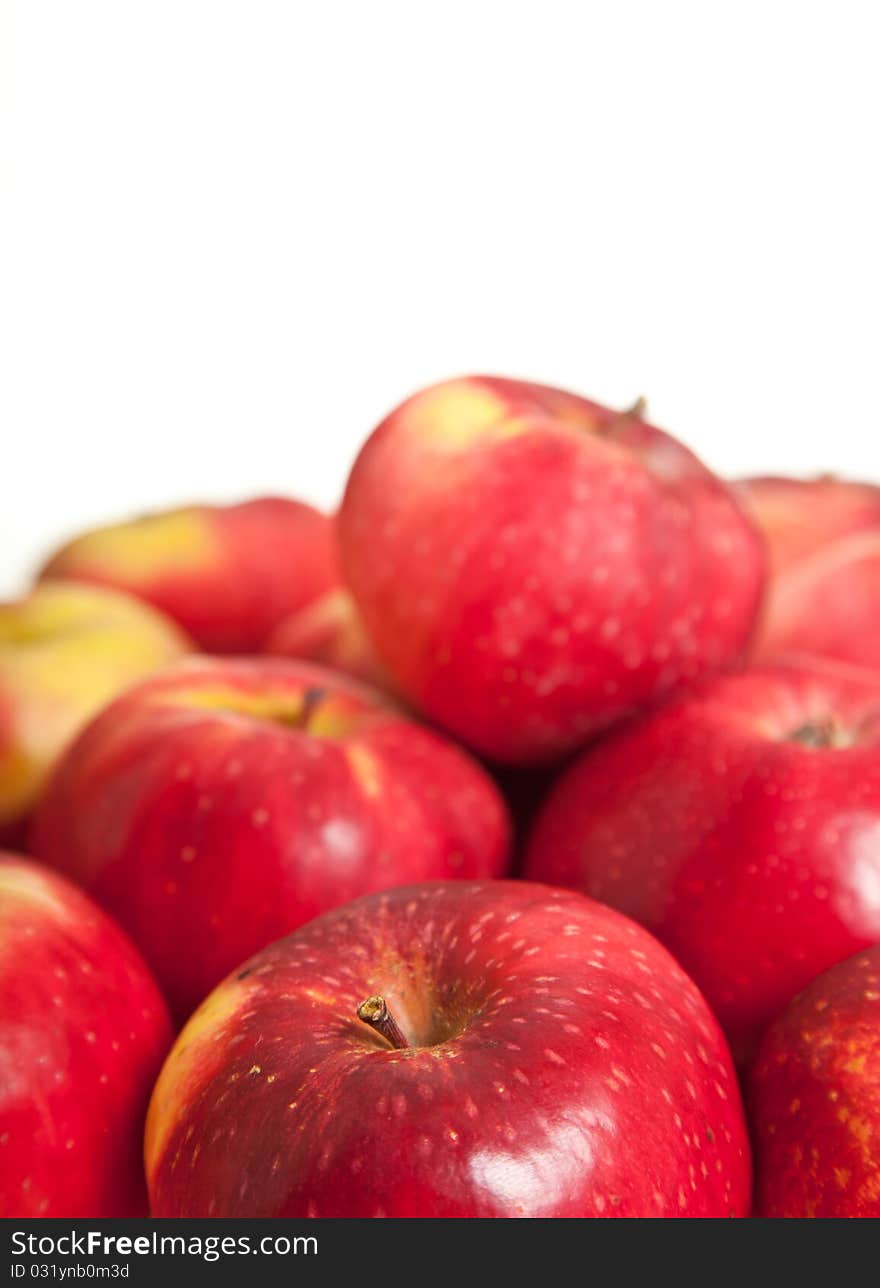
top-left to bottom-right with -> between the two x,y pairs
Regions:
299,686 -> 325,724
277,687 -> 326,729
356,995 -> 410,1049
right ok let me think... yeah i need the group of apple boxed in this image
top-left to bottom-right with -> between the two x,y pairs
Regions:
3,376 -> 880,1220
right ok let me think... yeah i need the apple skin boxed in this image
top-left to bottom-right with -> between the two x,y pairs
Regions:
32,657 -> 511,1021
738,476 -> 880,669
40,496 -> 338,654
266,586 -> 392,691
748,946 -> 880,1217
0,854 -> 172,1217
737,475 -> 880,575
0,579 -> 191,842
523,660 -> 880,1063
751,532 -> 880,670
339,375 -> 765,765
145,880 -> 750,1218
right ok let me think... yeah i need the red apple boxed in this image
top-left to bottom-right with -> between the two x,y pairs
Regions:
748,946 -> 880,1217
40,496 -> 338,653
737,475 -> 880,574
145,879 -> 750,1217
266,587 -> 392,691
738,475 -> 880,669
0,579 -> 191,844
752,532 -> 880,670
339,376 -> 765,764
32,657 -> 511,1020
524,659 -> 880,1062
0,854 -> 171,1217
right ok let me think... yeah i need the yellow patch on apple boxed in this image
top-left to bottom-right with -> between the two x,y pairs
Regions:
50,508 -> 220,581
404,380 -> 517,451
0,861 -> 75,924
145,976 -> 250,1179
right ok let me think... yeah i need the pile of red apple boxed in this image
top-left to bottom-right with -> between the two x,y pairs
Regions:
3,375 -> 880,1220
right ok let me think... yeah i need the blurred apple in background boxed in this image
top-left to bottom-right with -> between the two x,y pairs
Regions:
0,854 -> 171,1217
266,586 -> 391,691
749,945 -> 880,1217
0,580 -> 190,845
40,496 -> 338,654
524,660 -> 880,1062
738,475 -> 880,572
33,657 -> 510,1020
146,880 -> 751,1217
738,475 -> 880,669
340,376 -> 765,765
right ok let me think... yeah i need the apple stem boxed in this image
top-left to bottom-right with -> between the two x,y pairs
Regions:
299,686 -> 325,724
283,690 -> 324,731
623,396 -> 647,419
356,995 -> 410,1050
603,397 -> 648,439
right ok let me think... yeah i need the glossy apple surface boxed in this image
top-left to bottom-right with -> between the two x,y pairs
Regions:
749,946 -> 880,1216
0,854 -> 171,1217
0,579 -> 190,841
524,660 -> 880,1061
41,496 -> 338,653
33,657 -> 511,1020
339,376 -> 765,764
738,475 -> 880,668
146,880 -> 750,1217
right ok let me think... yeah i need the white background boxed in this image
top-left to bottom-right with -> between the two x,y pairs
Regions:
2,2 -> 878,595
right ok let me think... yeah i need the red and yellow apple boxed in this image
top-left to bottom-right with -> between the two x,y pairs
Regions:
0,579 -> 190,843
749,945 -> 880,1217
266,587 -> 391,691
41,496 -> 338,654
524,659 -> 880,1062
146,880 -> 751,1217
0,854 -> 171,1217
33,657 -> 511,1020
340,376 -> 765,764
738,475 -> 880,669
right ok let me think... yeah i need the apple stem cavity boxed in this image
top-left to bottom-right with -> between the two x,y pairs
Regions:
356,995 -> 410,1050
789,718 -> 849,749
